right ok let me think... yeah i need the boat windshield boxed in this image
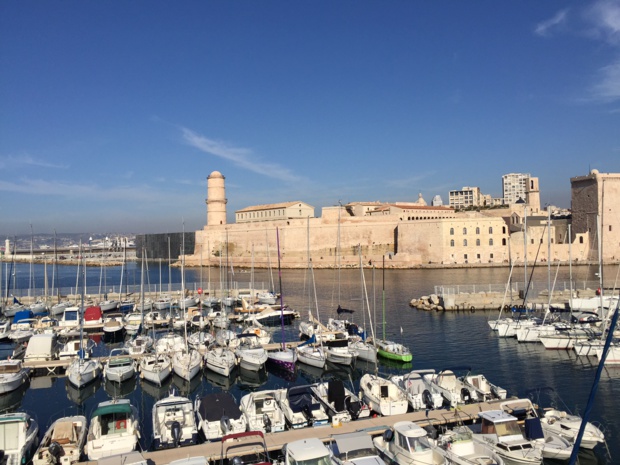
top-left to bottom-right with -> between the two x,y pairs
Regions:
496,420 -> 522,437
402,435 -> 431,453
289,454 -> 331,465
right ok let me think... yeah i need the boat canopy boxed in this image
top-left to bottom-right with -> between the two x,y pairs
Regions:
92,402 -> 133,417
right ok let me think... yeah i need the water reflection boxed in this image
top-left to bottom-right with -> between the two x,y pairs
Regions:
0,381 -> 29,413
140,377 -> 173,401
65,376 -> 101,406
104,376 -> 137,398
204,367 -> 238,391
237,366 -> 268,390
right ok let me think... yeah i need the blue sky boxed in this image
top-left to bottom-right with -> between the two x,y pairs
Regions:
1,1 -> 619,236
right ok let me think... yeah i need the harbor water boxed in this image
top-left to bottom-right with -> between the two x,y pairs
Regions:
1,261 -> 618,464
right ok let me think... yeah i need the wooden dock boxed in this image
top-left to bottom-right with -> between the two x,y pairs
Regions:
81,399 -> 504,465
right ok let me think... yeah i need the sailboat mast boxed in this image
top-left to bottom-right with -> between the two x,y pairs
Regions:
382,255 -> 386,341
276,228 -> 285,351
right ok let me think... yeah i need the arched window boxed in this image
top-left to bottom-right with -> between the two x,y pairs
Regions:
450,228 -> 454,235
489,239 -> 494,246
476,227 -> 480,235
463,239 -> 468,246
579,236 -> 584,244
502,238 -> 507,246
489,227 -> 493,234
476,239 -> 480,246
450,240 -> 455,247
463,227 -> 468,235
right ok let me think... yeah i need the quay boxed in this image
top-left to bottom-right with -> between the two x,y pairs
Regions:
81,399 -> 505,465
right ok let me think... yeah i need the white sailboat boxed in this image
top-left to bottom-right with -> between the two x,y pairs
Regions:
359,373 -> 408,416
66,248 -> 102,389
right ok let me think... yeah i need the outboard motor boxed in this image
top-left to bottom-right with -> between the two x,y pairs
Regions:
262,413 -> 272,433
302,404 -> 312,426
47,441 -> 64,464
345,396 -> 362,420
220,415 -> 232,434
422,390 -> 434,410
171,420 -> 182,447
461,387 -> 472,404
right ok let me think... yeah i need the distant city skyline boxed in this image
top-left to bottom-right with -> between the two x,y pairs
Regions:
2,1 -> 619,236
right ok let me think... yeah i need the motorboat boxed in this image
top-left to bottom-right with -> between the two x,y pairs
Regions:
500,399 -> 573,460
239,389 -> 286,433
241,325 -> 272,345
104,348 -> 137,383
204,346 -> 237,377
235,334 -> 268,371
329,431 -> 387,465
58,336 -> 95,359
422,369 -> 477,408
145,309 -> 169,327
537,406 -> 605,450
102,312 -> 125,337
0,411 -> 39,465
83,306 -> 103,329
139,352 -> 172,386
374,338 -> 413,362
311,378 -> 370,423
390,369 -> 444,411
194,392 -> 247,441
469,410 -> 543,465
433,426 -> 505,465
152,389 -> 198,449
373,421 -> 445,465
325,337 -> 357,366
123,312 -> 144,335
33,415 -> 87,465
219,431 -> 271,465
461,371 -> 507,401
124,334 -> 153,355
257,291 -> 277,305
359,373 -> 409,416
280,437 -> 331,465
85,399 -> 140,460
252,306 -> 296,326
23,333 -> 59,362
0,359 -> 30,394
274,385 -> 329,428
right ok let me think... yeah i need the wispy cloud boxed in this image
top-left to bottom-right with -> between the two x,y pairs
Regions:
536,1 -> 620,103
584,0 -> 620,45
181,127 -> 303,184
535,9 -> 569,37
0,177 -> 189,204
590,59 -> 620,102
0,153 -> 69,170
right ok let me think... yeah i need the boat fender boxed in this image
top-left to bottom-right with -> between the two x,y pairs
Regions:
383,429 -> 394,443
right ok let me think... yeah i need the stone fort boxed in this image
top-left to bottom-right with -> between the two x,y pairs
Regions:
181,169 -> 620,269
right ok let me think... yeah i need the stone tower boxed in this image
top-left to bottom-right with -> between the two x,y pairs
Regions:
526,176 -> 541,213
206,171 -> 227,226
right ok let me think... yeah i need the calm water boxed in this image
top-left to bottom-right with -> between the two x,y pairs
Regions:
1,262 -> 618,464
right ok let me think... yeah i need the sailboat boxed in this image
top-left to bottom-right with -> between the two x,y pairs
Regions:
296,220 -> 327,369
266,228 -> 297,372
171,227 -> 202,381
66,246 -> 102,388
348,246 -> 377,363
373,256 -> 412,362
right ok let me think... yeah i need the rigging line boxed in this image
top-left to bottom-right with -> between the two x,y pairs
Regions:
522,220 -> 548,305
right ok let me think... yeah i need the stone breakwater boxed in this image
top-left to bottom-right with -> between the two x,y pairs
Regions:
410,288 -> 600,311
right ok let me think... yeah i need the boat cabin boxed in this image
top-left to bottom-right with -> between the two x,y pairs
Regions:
284,438 -> 332,465
478,410 -> 526,443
